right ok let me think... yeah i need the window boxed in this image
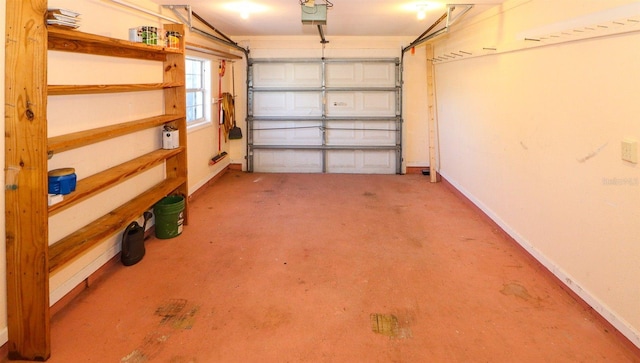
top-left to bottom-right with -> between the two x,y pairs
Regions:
185,56 -> 212,129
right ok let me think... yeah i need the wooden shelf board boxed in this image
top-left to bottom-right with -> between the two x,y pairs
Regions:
47,26 -> 182,61
48,177 -> 186,274
48,82 -> 184,95
49,147 -> 185,216
48,114 -> 182,154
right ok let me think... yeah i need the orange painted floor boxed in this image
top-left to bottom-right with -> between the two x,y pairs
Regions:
10,171 -> 640,362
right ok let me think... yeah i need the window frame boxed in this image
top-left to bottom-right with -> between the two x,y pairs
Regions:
185,56 -> 212,131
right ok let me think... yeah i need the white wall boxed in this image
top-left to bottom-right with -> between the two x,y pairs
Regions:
403,45 -> 430,169
432,0 -> 640,347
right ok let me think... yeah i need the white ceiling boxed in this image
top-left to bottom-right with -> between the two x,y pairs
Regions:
148,0 -> 506,38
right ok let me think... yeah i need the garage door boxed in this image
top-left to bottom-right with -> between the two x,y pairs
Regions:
247,58 -> 402,174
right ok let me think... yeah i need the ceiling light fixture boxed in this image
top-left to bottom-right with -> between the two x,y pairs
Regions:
403,2 -> 443,21
223,1 -> 267,20
417,5 -> 427,20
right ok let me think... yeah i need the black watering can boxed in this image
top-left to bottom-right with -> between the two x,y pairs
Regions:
121,211 -> 152,266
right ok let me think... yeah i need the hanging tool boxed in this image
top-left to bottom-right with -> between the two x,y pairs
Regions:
210,60 -> 228,165
221,92 -> 234,140
228,62 -> 242,140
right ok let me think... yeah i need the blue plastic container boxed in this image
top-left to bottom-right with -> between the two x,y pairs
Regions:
48,168 -> 77,195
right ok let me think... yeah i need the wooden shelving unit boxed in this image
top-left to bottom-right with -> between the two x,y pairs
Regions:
5,2 -> 188,360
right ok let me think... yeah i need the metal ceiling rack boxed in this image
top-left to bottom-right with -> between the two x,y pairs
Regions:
402,4 -> 474,54
163,4 -> 249,58
110,0 -> 180,23
108,1 -> 249,58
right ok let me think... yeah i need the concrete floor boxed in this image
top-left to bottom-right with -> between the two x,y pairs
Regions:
9,171 -> 640,362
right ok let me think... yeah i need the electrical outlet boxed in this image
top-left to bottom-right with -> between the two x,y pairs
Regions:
621,139 -> 638,163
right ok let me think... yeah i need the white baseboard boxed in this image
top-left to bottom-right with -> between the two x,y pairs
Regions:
49,243 -> 120,306
0,326 -> 7,348
190,164 -> 229,196
441,172 -> 640,349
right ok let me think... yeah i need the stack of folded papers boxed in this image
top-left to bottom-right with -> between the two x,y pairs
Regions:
46,8 -> 81,29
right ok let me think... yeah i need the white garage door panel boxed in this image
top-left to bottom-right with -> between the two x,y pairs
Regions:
248,58 -> 400,174
326,120 -> 396,146
253,63 -> 322,88
253,92 -> 323,117
325,63 -> 396,87
326,150 -> 396,174
253,120 -> 322,145
326,92 -> 396,117
253,149 -> 322,173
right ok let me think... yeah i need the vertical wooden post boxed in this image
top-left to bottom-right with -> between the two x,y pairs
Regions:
5,0 -> 51,360
425,43 -> 439,183
163,24 -> 189,220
